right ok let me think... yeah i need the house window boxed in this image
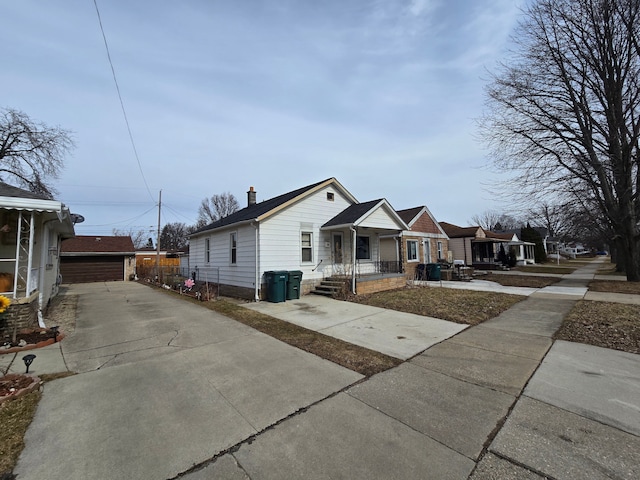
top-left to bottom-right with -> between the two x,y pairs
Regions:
424,240 -> 431,263
437,241 -> 443,260
205,238 -> 210,263
301,232 -> 313,262
230,232 -> 237,264
407,240 -> 418,262
326,192 -> 334,201
356,235 -> 370,260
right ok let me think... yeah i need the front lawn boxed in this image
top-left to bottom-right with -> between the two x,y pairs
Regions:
350,287 -> 525,326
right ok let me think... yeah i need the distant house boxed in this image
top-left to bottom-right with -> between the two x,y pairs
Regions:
188,178 -> 409,300
439,222 -> 535,268
380,206 -> 450,279
60,236 -> 135,283
0,182 -> 75,333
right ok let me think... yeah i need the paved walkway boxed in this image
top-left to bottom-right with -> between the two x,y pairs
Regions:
6,258 -> 640,479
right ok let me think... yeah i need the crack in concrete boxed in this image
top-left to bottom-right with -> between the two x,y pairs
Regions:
168,376 -> 368,480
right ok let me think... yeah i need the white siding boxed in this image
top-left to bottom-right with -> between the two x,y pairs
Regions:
359,206 -> 403,230
190,223 -> 257,289
259,185 -> 354,282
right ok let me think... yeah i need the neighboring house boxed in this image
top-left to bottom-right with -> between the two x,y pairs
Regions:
440,222 -> 535,268
0,182 -> 75,334
188,178 -> 409,300
381,206 -> 450,279
60,236 -> 135,282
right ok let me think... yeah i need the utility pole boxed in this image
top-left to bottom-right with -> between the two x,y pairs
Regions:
156,189 -> 161,282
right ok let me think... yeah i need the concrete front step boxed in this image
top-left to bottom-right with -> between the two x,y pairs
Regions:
311,278 -> 349,296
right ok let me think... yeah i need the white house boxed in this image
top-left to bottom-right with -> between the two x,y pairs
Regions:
0,183 -> 75,334
188,178 -> 409,300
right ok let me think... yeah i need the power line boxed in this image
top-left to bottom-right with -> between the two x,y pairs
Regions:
92,0 -> 155,203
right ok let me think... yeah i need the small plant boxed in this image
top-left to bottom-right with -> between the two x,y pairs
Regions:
0,294 -> 16,344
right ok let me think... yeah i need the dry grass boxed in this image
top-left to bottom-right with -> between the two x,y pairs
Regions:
514,265 -> 576,274
0,390 -> 41,476
482,273 -> 561,288
350,286 -> 526,326
588,280 -> 640,295
555,301 -> 640,354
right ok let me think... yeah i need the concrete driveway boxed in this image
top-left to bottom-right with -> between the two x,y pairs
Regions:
14,282 -> 362,480
243,294 -> 467,359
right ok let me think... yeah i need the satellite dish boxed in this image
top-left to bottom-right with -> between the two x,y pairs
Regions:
70,213 -> 85,225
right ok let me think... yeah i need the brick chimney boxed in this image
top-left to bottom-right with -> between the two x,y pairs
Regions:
247,186 -> 256,206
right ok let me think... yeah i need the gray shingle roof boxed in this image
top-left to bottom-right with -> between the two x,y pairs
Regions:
322,199 -> 385,228
0,182 -> 51,201
191,178 -> 332,235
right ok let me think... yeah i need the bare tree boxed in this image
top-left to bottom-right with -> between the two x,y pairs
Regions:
469,210 -> 520,231
112,228 -> 147,249
527,202 -> 572,238
196,192 -> 239,227
0,108 -> 73,198
480,0 -> 640,280
159,222 -> 192,250
469,210 -> 501,231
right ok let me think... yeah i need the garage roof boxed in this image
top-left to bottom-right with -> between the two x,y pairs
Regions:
61,235 -> 135,256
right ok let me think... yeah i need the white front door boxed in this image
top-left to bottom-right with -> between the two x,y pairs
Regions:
423,239 -> 431,263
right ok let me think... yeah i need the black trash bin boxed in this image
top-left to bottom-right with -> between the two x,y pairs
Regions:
426,263 -> 441,281
265,271 -> 288,302
286,270 -> 303,300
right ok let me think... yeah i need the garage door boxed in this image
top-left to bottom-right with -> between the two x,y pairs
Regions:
60,256 -> 124,283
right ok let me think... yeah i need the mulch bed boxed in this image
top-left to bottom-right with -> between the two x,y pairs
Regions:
1,329 -> 65,354
0,374 -> 41,405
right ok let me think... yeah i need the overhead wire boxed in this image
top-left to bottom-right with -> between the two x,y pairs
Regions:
92,0 -> 156,204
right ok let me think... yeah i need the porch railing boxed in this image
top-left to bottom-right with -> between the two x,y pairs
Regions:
356,261 -> 403,277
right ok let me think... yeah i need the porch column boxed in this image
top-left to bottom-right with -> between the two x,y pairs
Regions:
350,227 -> 357,294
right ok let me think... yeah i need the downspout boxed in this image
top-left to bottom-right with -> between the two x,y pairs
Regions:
253,221 -> 260,301
350,226 -> 357,294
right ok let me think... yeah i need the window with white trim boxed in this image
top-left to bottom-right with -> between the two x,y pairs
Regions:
301,232 -> 313,262
230,232 -> 237,264
437,241 -> 443,260
205,238 -> 210,263
356,235 -> 370,260
407,240 -> 418,262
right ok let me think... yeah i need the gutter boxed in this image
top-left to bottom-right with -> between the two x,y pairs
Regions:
253,221 -> 260,301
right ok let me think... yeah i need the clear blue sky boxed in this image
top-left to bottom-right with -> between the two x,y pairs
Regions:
2,0 -> 526,238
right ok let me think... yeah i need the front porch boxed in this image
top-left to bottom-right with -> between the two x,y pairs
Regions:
313,260 -> 406,296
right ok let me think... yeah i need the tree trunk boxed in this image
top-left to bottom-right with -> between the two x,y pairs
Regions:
619,235 -> 640,282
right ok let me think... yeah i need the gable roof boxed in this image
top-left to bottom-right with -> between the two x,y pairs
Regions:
397,206 -> 448,236
61,235 -> 135,255
191,178 -> 357,236
439,222 -> 484,238
485,230 -> 518,241
396,206 -> 423,225
322,199 -> 408,230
